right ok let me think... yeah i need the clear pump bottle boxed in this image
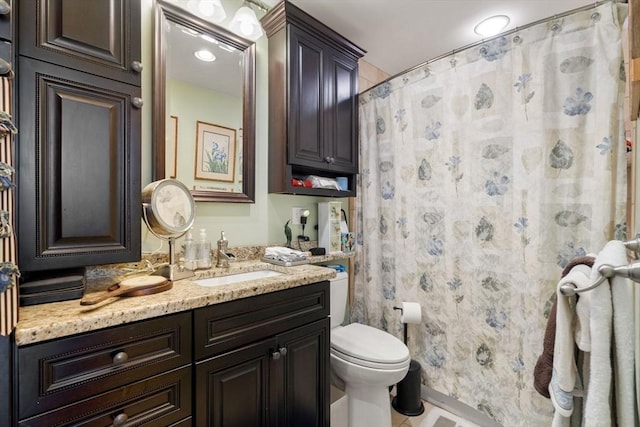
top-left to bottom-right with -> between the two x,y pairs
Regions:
196,228 -> 212,269
182,228 -> 197,270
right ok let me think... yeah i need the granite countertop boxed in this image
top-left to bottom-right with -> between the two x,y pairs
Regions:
15,260 -> 338,346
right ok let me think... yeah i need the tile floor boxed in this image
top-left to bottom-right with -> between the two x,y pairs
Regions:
391,399 -> 482,427
390,400 -> 434,427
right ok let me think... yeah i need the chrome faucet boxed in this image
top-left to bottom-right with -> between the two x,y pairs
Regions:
216,231 -> 230,268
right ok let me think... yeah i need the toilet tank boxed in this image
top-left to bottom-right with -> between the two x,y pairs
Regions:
329,272 -> 349,328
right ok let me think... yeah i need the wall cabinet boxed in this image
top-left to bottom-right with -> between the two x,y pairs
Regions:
194,281 -> 330,427
16,312 -> 192,425
262,2 -> 365,197
16,0 -> 142,272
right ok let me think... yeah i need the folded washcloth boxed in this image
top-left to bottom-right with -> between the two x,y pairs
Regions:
264,246 -> 308,262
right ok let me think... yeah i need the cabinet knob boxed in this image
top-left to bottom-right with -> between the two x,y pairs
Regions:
271,350 -> 281,360
112,351 -> 129,365
113,412 -> 128,426
324,156 -> 335,164
278,347 -> 287,357
131,61 -> 143,73
132,97 -> 143,109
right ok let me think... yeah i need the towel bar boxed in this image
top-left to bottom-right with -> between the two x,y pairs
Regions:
560,262 -> 640,296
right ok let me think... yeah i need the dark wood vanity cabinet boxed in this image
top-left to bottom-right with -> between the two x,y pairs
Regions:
15,0 -> 142,271
16,312 -> 193,425
262,2 -> 365,197
194,281 -> 330,427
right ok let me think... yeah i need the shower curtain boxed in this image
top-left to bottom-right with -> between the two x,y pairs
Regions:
354,2 -> 628,425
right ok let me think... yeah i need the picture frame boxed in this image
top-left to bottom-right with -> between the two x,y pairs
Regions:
167,115 -> 178,178
194,120 -> 236,182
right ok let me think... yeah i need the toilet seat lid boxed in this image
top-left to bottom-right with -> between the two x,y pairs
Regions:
331,323 -> 409,364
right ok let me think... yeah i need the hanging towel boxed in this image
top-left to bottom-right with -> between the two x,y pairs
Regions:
534,256 -> 595,398
549,263 -> 593,425
582,240 -> 620,427
608,244 -> 638,426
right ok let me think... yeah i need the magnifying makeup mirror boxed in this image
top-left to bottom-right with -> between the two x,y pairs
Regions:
142,178 -> 196,281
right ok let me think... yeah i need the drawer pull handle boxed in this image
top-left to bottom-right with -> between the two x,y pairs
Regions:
131,61 -> 143,73
113,412 -> 128,426
112,351 -> 129,365
132,97 -> 143,109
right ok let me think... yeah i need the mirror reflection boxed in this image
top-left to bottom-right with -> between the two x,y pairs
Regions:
153,1 -> 256,202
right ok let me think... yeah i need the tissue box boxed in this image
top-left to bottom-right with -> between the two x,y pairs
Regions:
341,232 -> 355,253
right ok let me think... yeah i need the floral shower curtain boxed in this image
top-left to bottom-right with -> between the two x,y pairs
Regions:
354,2 -> 628,425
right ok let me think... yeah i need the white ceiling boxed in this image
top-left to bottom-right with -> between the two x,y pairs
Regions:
286,0 -> 598,76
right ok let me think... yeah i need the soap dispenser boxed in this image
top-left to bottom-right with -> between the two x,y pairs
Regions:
196,228 -> 212,269
182,227 -> 197,270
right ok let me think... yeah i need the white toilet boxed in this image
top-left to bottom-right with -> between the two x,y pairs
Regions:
330,272 -> 411,427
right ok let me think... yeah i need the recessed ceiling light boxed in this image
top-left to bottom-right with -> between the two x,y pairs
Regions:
194,49 -> 216,62
474,15 -> 510,37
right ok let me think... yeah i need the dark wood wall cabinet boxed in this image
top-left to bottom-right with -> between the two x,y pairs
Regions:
261,2 -> 365,197
14,282 -> 330,426
16,0 -> 142,275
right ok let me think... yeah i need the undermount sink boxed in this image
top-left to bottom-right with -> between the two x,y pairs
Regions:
193,269 -> 284,287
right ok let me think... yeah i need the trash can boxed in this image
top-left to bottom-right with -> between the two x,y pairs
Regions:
392,359 -> 424,416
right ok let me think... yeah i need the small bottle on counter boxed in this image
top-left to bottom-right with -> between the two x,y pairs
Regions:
182,228 -> 197,270
196,228 -> 212,269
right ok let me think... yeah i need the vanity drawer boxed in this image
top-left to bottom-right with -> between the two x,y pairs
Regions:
17,311 -> 192,419
194,281 -> 329,360
19,365 -> 192,426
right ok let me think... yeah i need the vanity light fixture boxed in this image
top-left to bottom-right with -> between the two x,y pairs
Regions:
229,5 -> 264,41
474,14 -> 510,37
187,0 -> 226,23
194,49 -> 216,62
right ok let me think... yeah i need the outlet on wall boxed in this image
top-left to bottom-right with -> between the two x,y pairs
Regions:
291,207 -> 308,225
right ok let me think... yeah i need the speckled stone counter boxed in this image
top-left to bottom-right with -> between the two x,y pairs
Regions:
15,260 -> 337,346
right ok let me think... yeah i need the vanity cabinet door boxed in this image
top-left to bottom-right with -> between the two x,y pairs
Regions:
272,318 -> 330,427
195,337 -> 274,427
193,282 -> 330,427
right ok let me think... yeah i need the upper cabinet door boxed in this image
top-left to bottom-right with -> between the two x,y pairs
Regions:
17,0 -> 142,86
17,0 -> 142,272
325,47 -> 359,174
17,57 -> 141,271
287,26 -> 325,170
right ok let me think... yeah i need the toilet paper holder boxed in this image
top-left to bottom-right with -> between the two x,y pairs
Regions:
393,306 -> 409,344
393,302 -> 422,344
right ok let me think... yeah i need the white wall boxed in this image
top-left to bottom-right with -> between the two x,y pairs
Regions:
140,0 -> 347,251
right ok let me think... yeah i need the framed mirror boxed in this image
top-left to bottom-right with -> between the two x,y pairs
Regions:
153,0 -> 255,202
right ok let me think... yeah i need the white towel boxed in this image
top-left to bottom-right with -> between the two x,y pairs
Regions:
583,240 -> 619,427
609,247 -> 638,426
550,263 -> 593,424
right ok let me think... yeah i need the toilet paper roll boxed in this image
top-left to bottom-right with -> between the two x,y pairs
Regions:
400,302 -> 422,324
